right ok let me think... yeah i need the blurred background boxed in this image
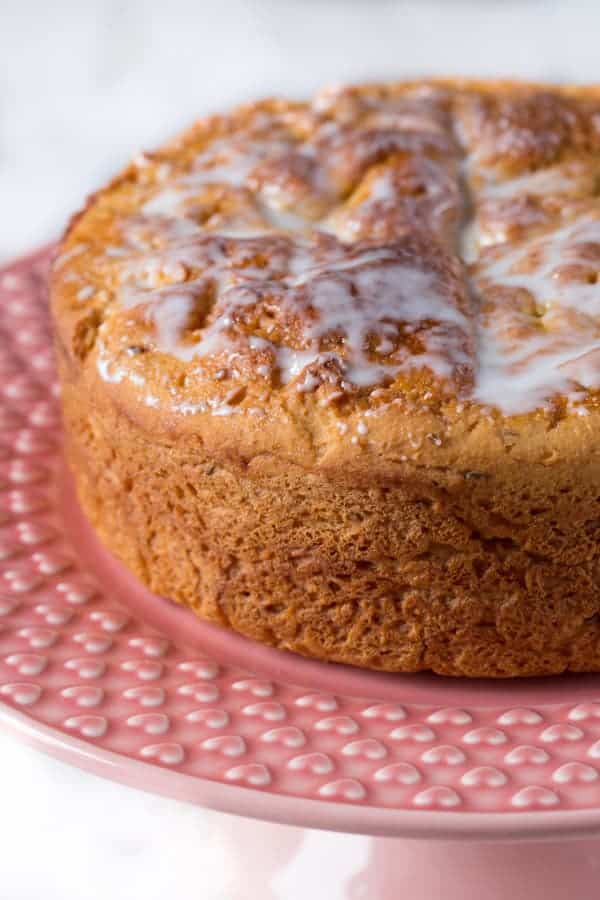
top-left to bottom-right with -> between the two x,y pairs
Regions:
1,0 -> 599,262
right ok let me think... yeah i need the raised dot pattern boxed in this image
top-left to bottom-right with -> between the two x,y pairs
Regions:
3,250 -> 600,814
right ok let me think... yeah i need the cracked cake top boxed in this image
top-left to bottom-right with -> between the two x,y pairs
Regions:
51,80 -> 600,465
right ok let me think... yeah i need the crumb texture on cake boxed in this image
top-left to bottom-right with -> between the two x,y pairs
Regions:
51,80 -> 600,676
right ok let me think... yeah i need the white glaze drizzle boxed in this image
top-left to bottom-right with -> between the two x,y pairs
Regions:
480,163 -> 580,199
141,246 -> 470,389
89,89 -> 600,417
474,216 -> 600,412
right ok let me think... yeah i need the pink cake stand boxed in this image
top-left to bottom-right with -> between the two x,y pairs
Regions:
2,247 -> 600,899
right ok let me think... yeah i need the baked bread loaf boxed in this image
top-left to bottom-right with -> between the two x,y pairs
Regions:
51,80 -> 600,677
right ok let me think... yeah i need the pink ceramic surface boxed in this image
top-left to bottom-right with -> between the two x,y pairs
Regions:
4,247 -> 600,839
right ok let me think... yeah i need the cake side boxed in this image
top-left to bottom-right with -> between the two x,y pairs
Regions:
57,352 -> 600,676
51,79 -> 600,675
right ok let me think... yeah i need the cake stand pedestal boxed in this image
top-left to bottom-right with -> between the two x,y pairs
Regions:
194,810 -> 600,900
356,837 -> 600,900
2,248 -> 600,899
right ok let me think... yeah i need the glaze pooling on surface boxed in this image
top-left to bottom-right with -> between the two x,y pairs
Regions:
11,249 -> 600,824
474,215 -> 600,412
53,82 -> 600,416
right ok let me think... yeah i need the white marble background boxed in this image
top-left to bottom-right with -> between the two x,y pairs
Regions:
1,1 -> 600,897
2,0 -> 600,263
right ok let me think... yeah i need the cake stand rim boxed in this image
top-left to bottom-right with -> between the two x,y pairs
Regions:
4,700 -> 600,841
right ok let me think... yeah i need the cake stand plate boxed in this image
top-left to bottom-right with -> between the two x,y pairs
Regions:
3,247 -> 600,898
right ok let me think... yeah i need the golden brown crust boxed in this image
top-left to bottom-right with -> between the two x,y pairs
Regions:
51,79 -> 600,676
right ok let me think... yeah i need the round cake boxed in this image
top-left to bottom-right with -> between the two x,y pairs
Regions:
51,79 -> 600,677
